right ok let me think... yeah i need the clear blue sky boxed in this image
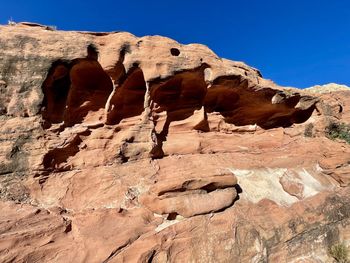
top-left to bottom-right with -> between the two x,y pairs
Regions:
1,0 -> 350,88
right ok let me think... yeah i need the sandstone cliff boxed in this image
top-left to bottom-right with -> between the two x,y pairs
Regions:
0,23 -> 349,263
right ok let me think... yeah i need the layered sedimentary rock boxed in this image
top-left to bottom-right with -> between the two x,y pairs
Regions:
0,23 -> 349,262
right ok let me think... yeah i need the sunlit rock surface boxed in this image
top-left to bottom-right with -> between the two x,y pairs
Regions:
0,23 -> 350,262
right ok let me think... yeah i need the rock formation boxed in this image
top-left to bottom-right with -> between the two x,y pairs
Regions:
305,83 -> 350,94
0,23 -> 349,262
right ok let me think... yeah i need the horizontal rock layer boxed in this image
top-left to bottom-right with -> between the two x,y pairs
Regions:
0,23 -> 350,263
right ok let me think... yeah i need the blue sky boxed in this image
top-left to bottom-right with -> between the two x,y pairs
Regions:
1,0 -> 350,88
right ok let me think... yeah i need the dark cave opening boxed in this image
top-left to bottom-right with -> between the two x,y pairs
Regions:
148,66 -> 209,158
41,60 -> 71,125
106,67 -> 147,125
207,75 -> 316,129
41,44 -> 114,127
64,57 -> 113,126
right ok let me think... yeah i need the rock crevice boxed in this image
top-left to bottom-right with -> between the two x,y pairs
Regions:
0,23 -> 349,263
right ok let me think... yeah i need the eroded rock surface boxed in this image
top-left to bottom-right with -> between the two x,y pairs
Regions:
0,23 -> 350,262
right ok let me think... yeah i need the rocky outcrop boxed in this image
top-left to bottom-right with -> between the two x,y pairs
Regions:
305,83 -> 350,94
0,23 -> 350,262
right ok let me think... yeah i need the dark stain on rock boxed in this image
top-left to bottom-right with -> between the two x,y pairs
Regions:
1,134 -> 30,177
324,194 -> 350,222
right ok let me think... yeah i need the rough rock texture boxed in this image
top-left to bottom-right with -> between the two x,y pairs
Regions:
305,83 -> 350,94
0,23 -> 350,262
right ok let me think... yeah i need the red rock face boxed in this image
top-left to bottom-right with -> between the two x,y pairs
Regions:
0,23 -> 350,262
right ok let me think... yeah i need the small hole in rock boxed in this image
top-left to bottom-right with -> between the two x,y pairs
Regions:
234,184 -> 243,194
201,183 -> 218,193
125,136 -> 134,143
136,40 -> 143,47
64,223 -> 72,233
170,48 -> 180,56
167,212 -> 178,220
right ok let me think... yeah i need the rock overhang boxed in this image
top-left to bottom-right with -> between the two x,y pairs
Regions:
1,23 -> 349,263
